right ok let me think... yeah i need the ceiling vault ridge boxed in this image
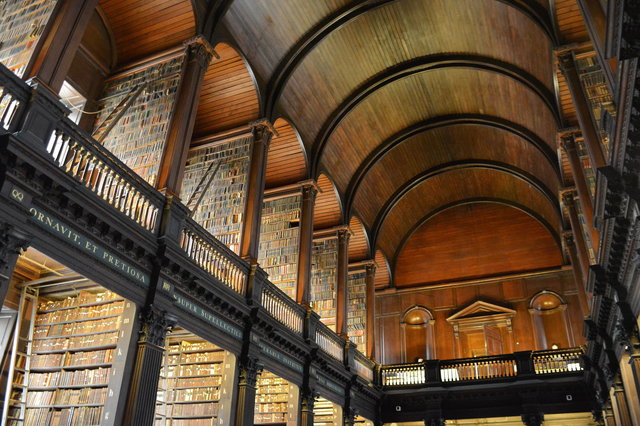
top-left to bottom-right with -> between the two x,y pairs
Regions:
386,197 -> 564,281
342,114 -> 563,218
263,0 -> 557,120
309,54 -> 561,178
368,161 -> 563,250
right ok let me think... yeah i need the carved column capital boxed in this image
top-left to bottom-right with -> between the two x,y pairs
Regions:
563,231 -> 575,247
301,181 -> 319,201
238,357 -> 263,388
0,223 -> 30,279
561,189 -> 577,206
557,51 -> 576,74
250,119 -> 277,146
559,133 -> 578,152
337,227 -> 351,243
138,307 -> 175,348
184,35 -> 217,69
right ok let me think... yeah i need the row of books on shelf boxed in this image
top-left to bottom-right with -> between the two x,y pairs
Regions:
156,401 -> 218,417
38,291 -> 120,312
25,387 -> 107,406
255,412 -> 286,423
29,367 -> 110,387
255,402 -> 287,413
260,253 -> 299,267
159,387 -> 220,403
31,330 -> 119,352
23,406 -> 102,426
162,363 -> 221,377
166,350 -> 224,364
36,301 -> 125,324
168,340 -> 219,353
33,316 -> 121,339
261,211 -> 301,226
29,349 -> 114,368
262,196 -> 301,214
311,290 -> 336,302
163,376 -> 223,389
155,419 -> 216,426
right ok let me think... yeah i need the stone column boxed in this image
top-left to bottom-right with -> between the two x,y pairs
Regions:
558,52 -> 606,170
336,227 -> 350,337
25,0 -> 99,92
234,356 -> 263,425
299,389 -> 316,426
297,182 -> 318,305
239,121 -> 275,262
123,307 -> 175,426
562,191 -> 590,280
156,36 -> 216,197
564,232 -> 590,316
0,223 -> 30,306
365,261 -> 377,359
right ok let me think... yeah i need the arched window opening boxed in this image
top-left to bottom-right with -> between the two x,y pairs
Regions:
529,291 -> 573,350
400,306 -> 435,362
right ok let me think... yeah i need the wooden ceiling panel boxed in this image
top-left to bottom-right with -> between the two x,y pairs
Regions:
376,168 -> 561,262
319,68 -> 558,196
348,215 -> 370,262
223,0 -> 352,81
193,43 -> 260,137
351,124 -> 560,229
554,0 -> 590,44
99,0 -> 195,64
395,203 -> 563,288
556,61 -> 579,127
374,249 -> 391,290
313,173 -> 342,230
265,118 -> 307,188
279,0 -> 554,153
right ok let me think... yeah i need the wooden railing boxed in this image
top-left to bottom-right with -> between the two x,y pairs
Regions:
261,280 -> 305,334
533,347 -> 584,374
315,323 -> 344,361
440,355 -> 517,382
0,66 -> 28,133
380,363 -> 425,386
46,119 -> 163,233
353,351 -> 375,382
180,218 -> 248,295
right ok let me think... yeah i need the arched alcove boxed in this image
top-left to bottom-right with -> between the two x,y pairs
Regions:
529,290 -> 573,350
400,306 -> 435,362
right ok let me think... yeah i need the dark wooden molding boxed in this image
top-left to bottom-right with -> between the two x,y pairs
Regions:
309,55 -> 560,178
264,0 -> 556,118
343,115 -> 561,220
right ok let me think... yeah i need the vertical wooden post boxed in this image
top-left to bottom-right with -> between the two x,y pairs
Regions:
299,389 -> 316,426
558,52 -> 607,169
234,356 -> 262,425
336,227 -> 350,337
564,233 -> 590,317
156,36 -> 216,197
562,191 -> 590,280
25,0 -> 99,92
123,308 -> 175,426
239,121 -> 275,261
297,182 -> 318,306
365,261 -> 377,360
0,223 -> 30,307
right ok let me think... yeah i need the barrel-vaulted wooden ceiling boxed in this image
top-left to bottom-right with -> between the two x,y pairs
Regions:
221,0 -> 565,287
93,0 -> 577,288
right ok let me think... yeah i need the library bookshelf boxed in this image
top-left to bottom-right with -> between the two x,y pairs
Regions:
254,370 -> 297,425
310,238 -> 338,331
181,136 -> 252,255
3,284 -> 135,426
347,271 -> 366,353
155,328 -> 235,426
258,194 -> 302,299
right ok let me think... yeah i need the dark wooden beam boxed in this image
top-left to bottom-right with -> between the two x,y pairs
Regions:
343,115 -> 561,220
310,55 -> 561,178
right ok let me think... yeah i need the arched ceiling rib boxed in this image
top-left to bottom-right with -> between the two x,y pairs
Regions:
350,125 -> 560,229
320,68 -> 557,195
375,168 -> 562,265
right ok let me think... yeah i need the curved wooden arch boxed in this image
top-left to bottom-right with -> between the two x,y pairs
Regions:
401,305 -> 435,324
309,55 -> 559,178
370,161 -> 561,248
374,249 -> 392,289
529,290 -> 567,311
263,0 -> 555,117
343,115 -> 561,220
265,117 -> 309,188
314,172 -> 344,230
194,42 -> 261,136
348,214 -> 371,262
389,198 -> 564,276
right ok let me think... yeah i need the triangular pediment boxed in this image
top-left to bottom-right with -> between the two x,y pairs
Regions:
446,300 -> 516,323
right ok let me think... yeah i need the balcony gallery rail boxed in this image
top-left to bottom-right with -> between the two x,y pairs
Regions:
381,347 -> 585,388
316,322 -> 345,361
0,66 -> 27,133
261,280 -> 305,334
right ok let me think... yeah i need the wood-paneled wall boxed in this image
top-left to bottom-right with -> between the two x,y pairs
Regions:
375,269 -> 585,364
